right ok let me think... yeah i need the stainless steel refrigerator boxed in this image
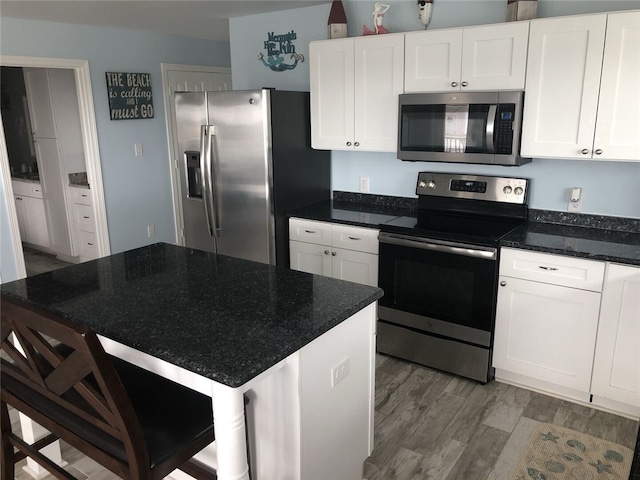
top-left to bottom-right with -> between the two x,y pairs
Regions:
174,89 -> 330,266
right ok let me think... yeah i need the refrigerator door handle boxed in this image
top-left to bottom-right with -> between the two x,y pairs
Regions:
200,125 -> 215,237
209,127 -> 222,237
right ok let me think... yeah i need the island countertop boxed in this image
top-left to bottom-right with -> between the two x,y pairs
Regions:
1,243 -> 383,388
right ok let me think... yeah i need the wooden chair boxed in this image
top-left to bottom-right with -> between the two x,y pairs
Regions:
0,296 -> 219,480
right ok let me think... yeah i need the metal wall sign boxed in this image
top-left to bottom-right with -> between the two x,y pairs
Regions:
258,30 -> 305,72
105,72 -> 154,120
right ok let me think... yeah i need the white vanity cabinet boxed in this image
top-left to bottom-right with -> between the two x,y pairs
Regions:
309,34 -> 404,152
12,181 -> 50,249
289,218 -> 379,287
591,264 -> 640,416
521,11 -> 640,161
404,21 -> 529,93
493,248 -> 605,400
67,186 -> 98,261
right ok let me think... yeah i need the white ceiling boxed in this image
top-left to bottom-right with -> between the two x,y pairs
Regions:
0,1 -> 329,42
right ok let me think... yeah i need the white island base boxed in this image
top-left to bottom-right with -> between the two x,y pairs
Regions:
19,303 -> 377,480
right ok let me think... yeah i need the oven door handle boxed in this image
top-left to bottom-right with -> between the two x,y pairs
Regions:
379,232 -> 496,260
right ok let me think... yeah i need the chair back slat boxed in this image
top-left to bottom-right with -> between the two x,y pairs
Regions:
0,297 -> 150,477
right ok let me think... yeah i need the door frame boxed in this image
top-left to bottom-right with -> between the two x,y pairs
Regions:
1,55 -> 110,279
160,63 -> 231,245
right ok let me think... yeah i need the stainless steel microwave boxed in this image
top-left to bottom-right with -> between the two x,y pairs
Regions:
397,91 -> 531,166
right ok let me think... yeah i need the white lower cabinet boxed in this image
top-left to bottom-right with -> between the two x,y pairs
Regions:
590,264 -> 640,416
494,248 -> 639,418
289,218 -> 379,287
67,187 -> 98,261
12,181 -> 50,249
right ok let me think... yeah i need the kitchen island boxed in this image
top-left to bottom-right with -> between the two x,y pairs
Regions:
1,243 -> 383,480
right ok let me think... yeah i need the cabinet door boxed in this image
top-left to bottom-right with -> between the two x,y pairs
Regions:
405,28 -> 462,93
591,265 -> 640,408
460,22 -> 529,91
310,38 -> 355,150
493,276 -> 601,392
521,15 -> 606,159
289,240 -> 332,277
34,137 -> 73,256
23,68 -> 57,139
22,196 -> 50,248
13,196 -> 28,241
593,11 -> 640,162
354,34 -> 404,152
331,249 -> 378,287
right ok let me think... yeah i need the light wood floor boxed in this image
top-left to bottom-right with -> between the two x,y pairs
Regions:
9,354 -> 639,480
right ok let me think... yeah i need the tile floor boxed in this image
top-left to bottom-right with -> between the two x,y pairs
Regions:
22,246 -> 74,276
8,355 -> 639,480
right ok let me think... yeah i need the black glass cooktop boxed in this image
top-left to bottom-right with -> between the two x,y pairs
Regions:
381,211 -> 525,247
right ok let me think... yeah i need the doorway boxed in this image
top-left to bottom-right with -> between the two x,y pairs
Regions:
0,55 -> 110,280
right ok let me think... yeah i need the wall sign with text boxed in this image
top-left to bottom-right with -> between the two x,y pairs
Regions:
105,72 -> 154,120
258,30 -> 304,72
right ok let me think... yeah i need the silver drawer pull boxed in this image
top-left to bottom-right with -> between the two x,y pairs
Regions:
87,242 -> 94,246
324,250 -> 330,255
331,251 -> 337,256
539,266 -> 559,271
348,236 -> 361,241
81,194 -> 88,197
304,229 -> 316,234
83,216 -> 90,219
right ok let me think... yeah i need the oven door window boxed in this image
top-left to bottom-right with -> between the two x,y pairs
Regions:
379,242 -> 497,331
399,103 -> 494,154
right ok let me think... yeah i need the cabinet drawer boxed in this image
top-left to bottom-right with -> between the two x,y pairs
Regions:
289,218 -> 332,246
500,247 -> 605,291
70,203 -> 95,233
12,181 -> 43,198
332,224 -> 379,254
76,230 -> 98,258
68,187 -> 92,205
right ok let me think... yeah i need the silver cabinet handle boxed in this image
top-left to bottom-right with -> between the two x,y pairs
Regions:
595,149 -> 603,155
354,142 -> 360,147
304,229 -> 316,234
348,236 -> 361,241
539,266 -> 559,271
87,242 -> 94,246
581,149 -> 589,155
461,81 -> 468,87
500,281 -> 507,287
324,250 -> 330,255
346,141 -> 352,146
451,82 -> 458,87
83,216 -> 90,219
331,251 -> 337,256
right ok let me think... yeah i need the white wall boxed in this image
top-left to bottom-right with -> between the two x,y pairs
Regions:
230,0 -> 640,219
0,17 -> 230,283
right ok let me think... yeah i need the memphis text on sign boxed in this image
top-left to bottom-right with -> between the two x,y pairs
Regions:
106,72 -> 154,120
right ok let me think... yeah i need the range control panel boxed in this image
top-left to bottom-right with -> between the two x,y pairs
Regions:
416,172 -> 528,205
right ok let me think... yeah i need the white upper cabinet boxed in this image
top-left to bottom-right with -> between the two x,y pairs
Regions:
405,22 -> 529,92
592,11 -> 640,161
310,34 -> 404,152
23,68 -> 57,139
521,11 -> 640,161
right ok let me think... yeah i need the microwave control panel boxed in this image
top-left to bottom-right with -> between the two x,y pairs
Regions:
495,105 -> 515,155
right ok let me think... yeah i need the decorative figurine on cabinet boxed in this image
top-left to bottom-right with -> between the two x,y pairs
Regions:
328,0 -> 348,39
362,2 -> 390,35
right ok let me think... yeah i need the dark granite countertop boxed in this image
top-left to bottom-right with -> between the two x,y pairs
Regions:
288,199 -> 409,229
0,243 -> 382,388
501,221 -> 640,266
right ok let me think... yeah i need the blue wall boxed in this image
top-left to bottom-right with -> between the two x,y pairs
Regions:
230,0 -> 640,219
0,17 -> 230,282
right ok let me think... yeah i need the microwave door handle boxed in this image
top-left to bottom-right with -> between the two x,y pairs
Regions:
200,125 -> 215,237
486,105 -> 497,153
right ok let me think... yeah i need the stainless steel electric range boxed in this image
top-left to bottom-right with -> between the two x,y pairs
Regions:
377,172 -> 529,383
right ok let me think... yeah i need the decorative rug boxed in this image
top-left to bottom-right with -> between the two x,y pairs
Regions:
510,423 -> 633,480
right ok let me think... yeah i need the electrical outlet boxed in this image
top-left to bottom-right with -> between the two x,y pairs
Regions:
331,357 -> 350,388
135,144 -> 143,157
359,176 -> 370,193
147,224 -> 155,237
567,187 -> 582,213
